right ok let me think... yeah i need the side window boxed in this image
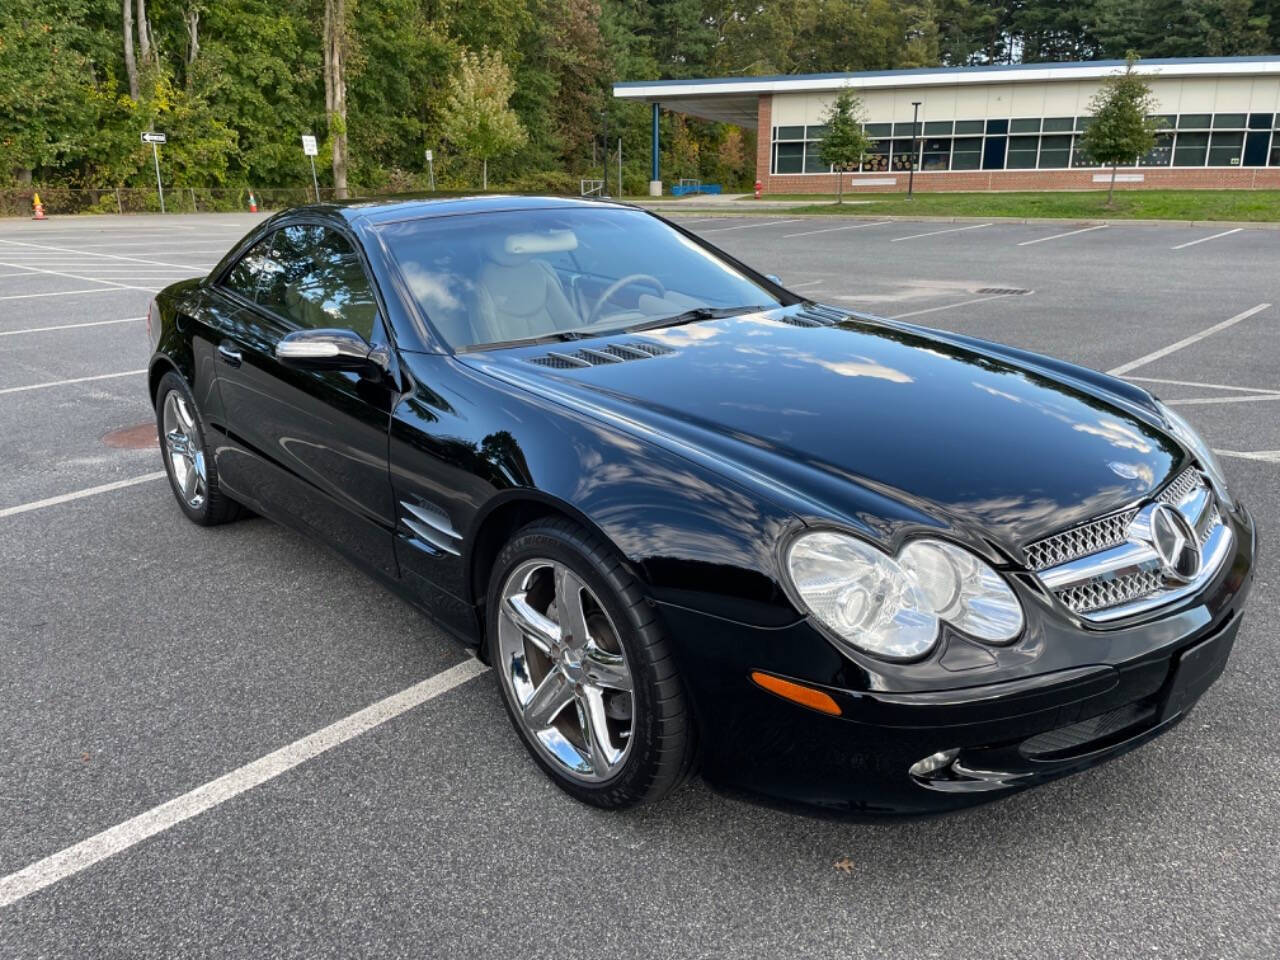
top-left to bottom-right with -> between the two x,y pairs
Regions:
221,235 -> 276,302
257,224 -> 378,340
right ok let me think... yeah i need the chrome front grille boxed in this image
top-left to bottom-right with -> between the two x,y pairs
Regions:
1024,509 -> 1137,571
1055,569 -> 1163,614
1028,467 -> 1232,622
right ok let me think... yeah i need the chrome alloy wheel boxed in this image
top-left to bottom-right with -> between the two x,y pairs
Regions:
162,391 -> 207,510
498,559 -> 636,782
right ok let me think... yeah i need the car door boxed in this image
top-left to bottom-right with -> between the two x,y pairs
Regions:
213,222 -> 400,579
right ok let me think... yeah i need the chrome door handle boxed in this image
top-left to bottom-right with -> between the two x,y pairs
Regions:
217,344 -> 242,367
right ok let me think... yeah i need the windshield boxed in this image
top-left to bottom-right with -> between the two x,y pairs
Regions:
376,207 -> 786,350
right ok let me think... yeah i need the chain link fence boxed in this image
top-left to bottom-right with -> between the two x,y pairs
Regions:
2,186 -> 348,218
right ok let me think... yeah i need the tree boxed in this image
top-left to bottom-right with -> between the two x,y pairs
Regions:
1080,54 -> 1160,208
817,88 -> 873,204
440,48 -> 527,189
323,0 -> 350,198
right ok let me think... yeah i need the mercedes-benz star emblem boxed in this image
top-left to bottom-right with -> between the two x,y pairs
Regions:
1148,503 -> 1202,582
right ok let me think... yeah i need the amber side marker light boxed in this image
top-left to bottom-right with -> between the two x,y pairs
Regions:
750,671 -> 842,717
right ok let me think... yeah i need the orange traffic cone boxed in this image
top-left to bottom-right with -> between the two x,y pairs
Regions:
248,191 -> 258,213
32,193 -> 47,220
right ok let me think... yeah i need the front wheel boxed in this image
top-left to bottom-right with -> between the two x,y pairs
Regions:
155,371 -> 241,526
487,517 -> 698,808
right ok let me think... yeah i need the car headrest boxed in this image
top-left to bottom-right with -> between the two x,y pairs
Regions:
485,230 -> 577,267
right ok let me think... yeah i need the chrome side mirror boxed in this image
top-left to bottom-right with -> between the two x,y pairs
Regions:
276,328 -> 388,377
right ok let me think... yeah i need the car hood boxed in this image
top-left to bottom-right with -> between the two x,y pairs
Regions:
460,309 -> 1184,556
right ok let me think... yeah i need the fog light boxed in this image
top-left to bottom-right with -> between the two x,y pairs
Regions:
909,748 -> 960,778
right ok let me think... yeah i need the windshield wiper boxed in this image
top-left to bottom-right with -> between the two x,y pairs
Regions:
625,305 -> 770,333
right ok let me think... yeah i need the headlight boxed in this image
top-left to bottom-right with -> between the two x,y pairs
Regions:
785,531 -> 1024,662
1156,401 -> 1231,502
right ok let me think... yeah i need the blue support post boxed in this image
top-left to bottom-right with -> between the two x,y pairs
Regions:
649,103 -> 661,196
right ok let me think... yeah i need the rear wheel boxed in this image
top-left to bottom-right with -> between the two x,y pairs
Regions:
487,517 -> 698,808
155,371 -> 240,526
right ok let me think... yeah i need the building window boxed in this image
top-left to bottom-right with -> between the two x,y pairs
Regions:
1140,133 -> 1174,166
952,137 -> 982,169
864,123 -> 892,139
890,139 -> 917,171
1177,114 -> 1211,130
924,121 -> 953,136
1010,118 -> 1041,134
1207,131 -> 1244,166
921,138 -> 951,170
862,140 -> 889,172
1173,132 -> 1209,166
1043,117 -> 1074,132
773,142 -> 804,173
954,120 -> 985,135
1007,135 -> 1039,168
1038,134 -> 1072,168
1248,113 -> 1274,129
1213,113 -> 1246,129
1271,138 -> 1280,166
1070,135 -> 1101,167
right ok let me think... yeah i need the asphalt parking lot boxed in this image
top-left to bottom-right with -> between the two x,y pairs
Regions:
1,210 -> 1277,959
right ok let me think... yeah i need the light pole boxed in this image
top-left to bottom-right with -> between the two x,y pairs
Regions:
601,109 -> 609,196
907,101 -> 921,200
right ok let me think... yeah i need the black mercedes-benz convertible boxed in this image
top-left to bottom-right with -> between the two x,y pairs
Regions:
146,196 -> 1255,813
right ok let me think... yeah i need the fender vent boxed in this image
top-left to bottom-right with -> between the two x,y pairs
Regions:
528,341 -> 674,368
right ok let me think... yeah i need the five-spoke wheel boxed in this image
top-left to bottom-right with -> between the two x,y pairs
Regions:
498,558 -> 635,782
163,391 -> 207,510
488,518 -> 698,808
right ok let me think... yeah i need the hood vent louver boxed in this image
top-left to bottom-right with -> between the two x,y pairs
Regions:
775,305 -> 848,328
528,341 -> 675,369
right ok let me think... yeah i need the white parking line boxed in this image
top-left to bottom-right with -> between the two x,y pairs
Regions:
1125,375 -> 1280,395
0,288 -> 144,302
0,657 -> 488,908
888,292 -> 1019,320
1171,228 -> 1243,250
1108,303 -> 1271,376
0,316 -> 144,337
889,222 -> 993,243
1216,449 -> 1280,463
1167,394 -> 1280,406
0,472 -> 166,519
782,220 -> 892,239
699,219 -> 801,233
1016,224 -> 1108,246
0,238 -> 208,271
0,369 -> 147,396
0,260 -> 158,293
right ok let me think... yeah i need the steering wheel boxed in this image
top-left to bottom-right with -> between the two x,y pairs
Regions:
588,274 -> 666,325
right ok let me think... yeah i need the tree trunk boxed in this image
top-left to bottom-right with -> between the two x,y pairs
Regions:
323,0 -> 349,199
136,0 -> 151,65
1107,163 -> 1117,208
482,157 -> 488,191
123,0 -> 139,99
184,7 -> 200,80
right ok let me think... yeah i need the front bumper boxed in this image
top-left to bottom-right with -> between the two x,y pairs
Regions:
657,505 -> 1256,815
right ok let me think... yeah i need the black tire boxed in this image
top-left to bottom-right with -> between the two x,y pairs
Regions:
487,517 -> 698,808
155,371 -> 241,526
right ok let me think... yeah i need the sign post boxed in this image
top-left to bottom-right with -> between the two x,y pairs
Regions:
141,131 -> 166,213
301,135 -> 320,202
425,149 -> 435,191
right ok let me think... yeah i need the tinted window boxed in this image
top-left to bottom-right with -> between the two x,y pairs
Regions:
258,225 -> 378,340
222,236 -> 275,301
377,208 -> 784,350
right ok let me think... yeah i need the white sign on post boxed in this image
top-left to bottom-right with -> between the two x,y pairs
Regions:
301,134 -> 318,157
141,132 -> 166,144
425,149 -> 433,161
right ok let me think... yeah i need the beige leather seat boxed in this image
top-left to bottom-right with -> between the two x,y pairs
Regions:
475,237 -> 580,343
